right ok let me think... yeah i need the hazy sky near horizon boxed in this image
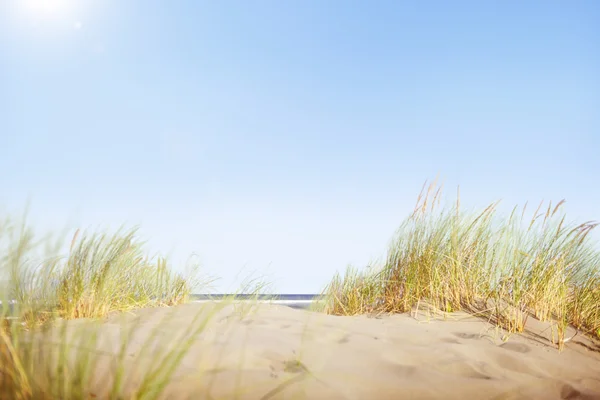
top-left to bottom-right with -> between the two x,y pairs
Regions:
1,1 -> 599,293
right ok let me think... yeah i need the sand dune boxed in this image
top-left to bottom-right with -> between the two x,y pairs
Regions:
29,303 -> 600,399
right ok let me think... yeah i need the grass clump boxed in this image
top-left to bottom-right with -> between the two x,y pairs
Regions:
0,214 -> 210,399
55,228 -> 191,319
3,221 -> 194,326
322,181 -> 600,347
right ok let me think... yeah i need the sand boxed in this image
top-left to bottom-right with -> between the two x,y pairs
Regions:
27,302 -> 600,399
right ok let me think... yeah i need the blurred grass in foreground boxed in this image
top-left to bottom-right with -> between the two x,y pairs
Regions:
0,214 -> 228,399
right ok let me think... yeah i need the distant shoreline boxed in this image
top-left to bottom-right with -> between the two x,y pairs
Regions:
190,294 -> 322,310
190,294 -> 320,301
1,294 -> 323,312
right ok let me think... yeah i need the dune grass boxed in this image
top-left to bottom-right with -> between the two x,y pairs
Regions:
0,214 -> 221,399
0,212 -> 277,399
3,180 -> 600,397
1,217 -> 196,326
321,181 -> 600,349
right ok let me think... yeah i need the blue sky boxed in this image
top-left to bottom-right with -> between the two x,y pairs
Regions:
1,1 -> 598,293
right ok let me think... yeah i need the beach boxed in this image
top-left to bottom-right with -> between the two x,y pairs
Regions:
24,302 -> 600,400
3,0 -> 598,398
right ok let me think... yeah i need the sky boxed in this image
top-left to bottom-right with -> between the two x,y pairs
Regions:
0,1 -> 599,293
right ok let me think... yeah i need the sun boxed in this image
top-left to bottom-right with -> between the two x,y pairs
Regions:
20,0 -> 73,19
10,0 -> 89,31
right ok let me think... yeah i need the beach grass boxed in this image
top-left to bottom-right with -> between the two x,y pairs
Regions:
1,217 -> 197,326
321,181 -> 600,348
0,212 -> 277,399
0,214 -> 228,399
2,180 -> 600,398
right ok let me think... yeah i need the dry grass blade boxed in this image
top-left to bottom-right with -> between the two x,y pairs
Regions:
322,181 -> 600,348
0,214 -> 210,399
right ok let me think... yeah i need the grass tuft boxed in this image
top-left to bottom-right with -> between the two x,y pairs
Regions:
0,214 -> 212,399
322,181 -> 600,349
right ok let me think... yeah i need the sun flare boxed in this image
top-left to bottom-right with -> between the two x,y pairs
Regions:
20,0 -> 73,19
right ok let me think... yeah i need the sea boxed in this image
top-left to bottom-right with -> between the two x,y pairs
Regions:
0,294 -> 322,317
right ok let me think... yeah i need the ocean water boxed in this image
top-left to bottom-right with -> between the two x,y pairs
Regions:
190,294 -> 321,309
0,294 -> 322,315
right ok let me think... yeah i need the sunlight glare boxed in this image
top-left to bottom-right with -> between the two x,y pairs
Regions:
21,0 -> 72,19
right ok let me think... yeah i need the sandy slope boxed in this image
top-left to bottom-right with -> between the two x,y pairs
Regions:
30,302 -> 600,399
